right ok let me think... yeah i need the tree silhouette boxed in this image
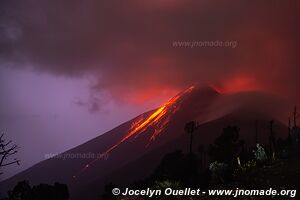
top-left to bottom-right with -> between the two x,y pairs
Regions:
198,144 -> 206,169
208,126 -> 244,165
30,183 -> 69,200
293,106 -> 299,128
5,181 -> 69,200
0,133 -> 20,175
269,120 -> 277,159
7,180 -> 31,200
184,121 -> 197,154
151,150 -> 199,186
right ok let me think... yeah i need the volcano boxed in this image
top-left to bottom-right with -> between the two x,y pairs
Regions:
0,86 -> 288,199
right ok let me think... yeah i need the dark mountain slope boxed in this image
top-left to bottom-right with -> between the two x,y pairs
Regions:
0,86 -> 288,200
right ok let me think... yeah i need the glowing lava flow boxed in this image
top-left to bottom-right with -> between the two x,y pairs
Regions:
73,86 -> 195,178
120,85 -> 195,145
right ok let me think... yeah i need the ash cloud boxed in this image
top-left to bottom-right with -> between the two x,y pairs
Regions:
1,0 -> 300,103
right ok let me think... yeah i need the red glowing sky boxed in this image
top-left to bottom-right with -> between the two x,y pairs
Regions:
1,0 -> 299,105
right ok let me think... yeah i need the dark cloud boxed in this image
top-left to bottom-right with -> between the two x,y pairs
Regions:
1,0 -> 300,103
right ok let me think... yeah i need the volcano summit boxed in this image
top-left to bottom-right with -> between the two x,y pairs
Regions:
0,85 -> 288,199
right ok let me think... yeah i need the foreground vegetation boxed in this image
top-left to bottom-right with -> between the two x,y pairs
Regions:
104,123 -> 300,200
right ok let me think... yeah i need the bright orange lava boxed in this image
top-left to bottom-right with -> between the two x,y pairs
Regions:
73,86 -> 195,178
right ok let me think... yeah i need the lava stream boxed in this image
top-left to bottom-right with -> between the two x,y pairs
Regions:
74,86 -> 195,177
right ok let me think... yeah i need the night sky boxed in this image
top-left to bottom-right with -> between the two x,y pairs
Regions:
1,0 -> 299,179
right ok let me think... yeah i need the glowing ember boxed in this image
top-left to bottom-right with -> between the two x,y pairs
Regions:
74,86 -> 195,177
